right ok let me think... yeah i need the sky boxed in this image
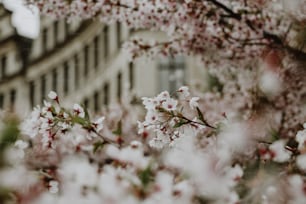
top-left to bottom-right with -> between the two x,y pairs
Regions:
2,0 -> 40,39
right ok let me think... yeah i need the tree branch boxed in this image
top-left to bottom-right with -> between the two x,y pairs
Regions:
207,0 -> 241,20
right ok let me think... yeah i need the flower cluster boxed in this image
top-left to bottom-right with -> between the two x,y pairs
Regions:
138,87 -> 212,149
25,0 -> 305,63
20,91 -> 106,150
1,0 -> 305,203
0,88 -> 305,203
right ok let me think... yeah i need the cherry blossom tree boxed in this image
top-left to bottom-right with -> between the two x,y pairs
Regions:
0,0 -> 305,203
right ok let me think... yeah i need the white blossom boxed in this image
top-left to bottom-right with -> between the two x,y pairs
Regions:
93,116 -> 105,132
48,180 -> 59,194
73,103 -> 85,118
177,86 -> 190,98
48,91 -> 58,100
296,154 -> 306,171
269,140 -> 291,163
189,97 -> 199,110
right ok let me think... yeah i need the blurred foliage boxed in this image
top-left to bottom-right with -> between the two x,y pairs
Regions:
207,73 -> 223,92
0,115 -> 20,204
0,115 -> 20,167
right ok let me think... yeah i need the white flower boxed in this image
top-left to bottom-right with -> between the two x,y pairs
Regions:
142,97 -> 157,111
106,141 -> 149,168
269,140 -> 291,163
48,180 -> 59,194
162,98 -> 178,111
20,107 -> 41,138
149,130 -> 170,149
296,128 -> 306,151
73,103 -> 85,118
94,116 -> 105,132
14,140 -> 29,159
145,111 -> 159,124
189,97 -> 199,110
224,164 -> 243,187
296,154 -> 306,171
15,140 -> 28,149
48,91 -> 58,100
137,121 -> 145,134
259,71 -> 282,97
177,86 -> 190,98
156,91 -> 171,102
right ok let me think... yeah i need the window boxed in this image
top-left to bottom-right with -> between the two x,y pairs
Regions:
94,91 -> 99,112
117,22 -> 121,49
84,45 -> 89,77
74,54 -> 79,89
103,83 -> 109,105
103,26 -> 108,59
158,56 -> 185,93
54,21 -> 59,44
10,89 -> 16,109
64,62 -> 69,95
64,20 -> 69,38
83,98 -> 89,109
94,36 -> 99,69
52,68 -> 57,92
41,74 -> 46,104
117,72 -> 122,100
129,62 -> 134,90
0,55 -> 6,79
42,28 -> 48,51
29,81 -> 35,108
0,93 -> 4,109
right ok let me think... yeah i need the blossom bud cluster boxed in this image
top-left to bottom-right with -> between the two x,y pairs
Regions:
138,86 -> 208,149
20,91 -> 105,149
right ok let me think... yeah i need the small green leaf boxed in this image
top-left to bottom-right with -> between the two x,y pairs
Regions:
93,141 -> 104,153
173,119 -> 189,128
72,116 -> 87,126
269,129 -> 279,142
83,106 -> 90,121
112,120 -> 122,136
138,166 -> 153,188
196,107 -> 205,123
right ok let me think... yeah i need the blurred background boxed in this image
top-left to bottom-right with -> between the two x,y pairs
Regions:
0,0 -> 206,115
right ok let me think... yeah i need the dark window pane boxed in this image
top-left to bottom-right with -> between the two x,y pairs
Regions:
54,21 -> 59,44
83,98 -> 89,109
84,45 -> 89,77
103,83 -> 109,105
29,81 -> 35,108
42,28 -> 48,51
0,93 -> 4,109
159,56 -> 185,93
103,26 -> 108,59
94,91 -> 99,112
41,74 -> 46,104
129,62 -> 134,90
117,72 -> 122,100
74,55 -> 79,89
94,36 -> 99,69
10,89 -> 16,109
117,22 -> 121,49
64,62 -> 69,95
1,55 -> 6,79
52,69 -> 57,92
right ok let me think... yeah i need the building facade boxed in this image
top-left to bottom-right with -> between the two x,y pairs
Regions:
0,4 -> 206,114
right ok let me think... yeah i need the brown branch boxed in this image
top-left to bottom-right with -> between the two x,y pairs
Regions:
207,0 -> 241,20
